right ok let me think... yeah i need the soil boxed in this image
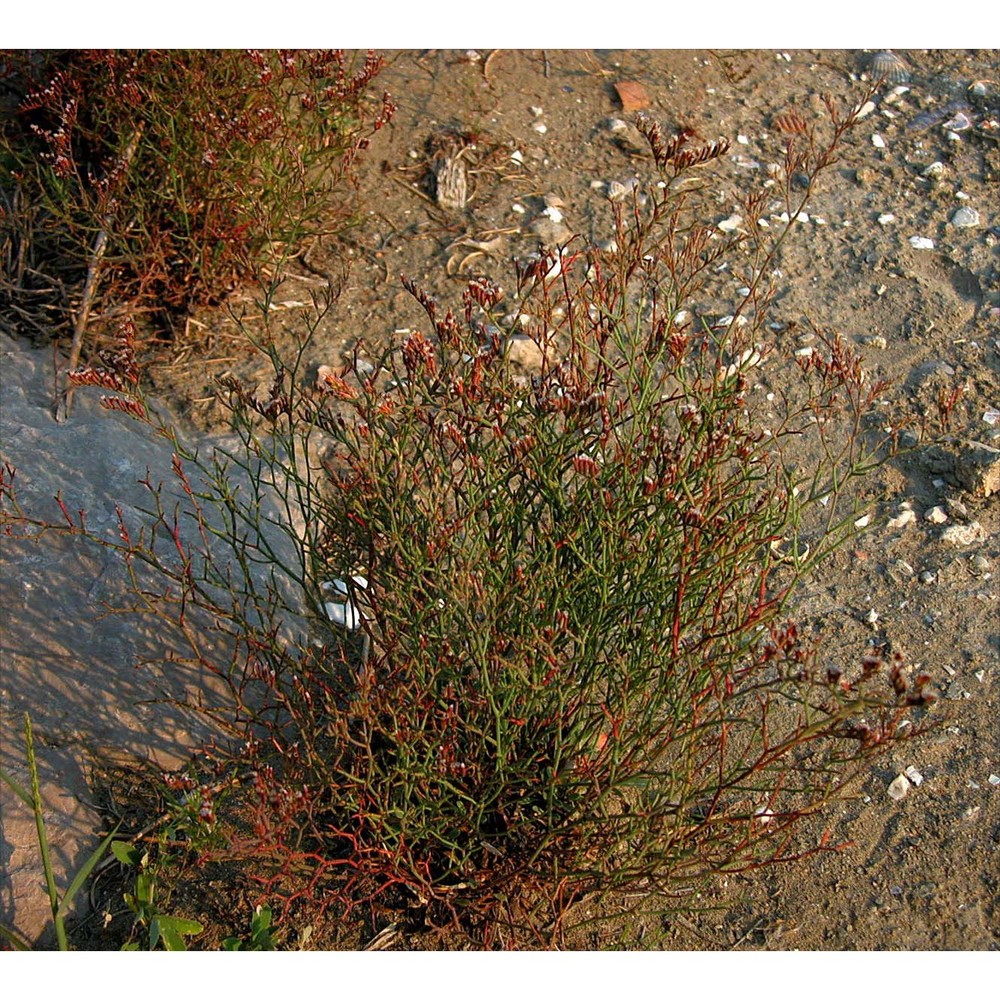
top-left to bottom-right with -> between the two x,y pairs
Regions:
2,48 -> 998,950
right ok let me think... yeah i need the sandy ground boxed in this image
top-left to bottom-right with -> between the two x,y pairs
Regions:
2,49 -> 998,949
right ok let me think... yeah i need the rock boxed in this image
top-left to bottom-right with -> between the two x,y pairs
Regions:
953,441 -> 1000,498
905,765 -> 924,787
940,522 -> 987,546
945,497 -> 969,522
887,559 -> 915,584
888,774 -> 911,800
506,335 -> 545,370
924,439 -> 1000,499
887,506 -> 916,531
614,80 -> 651,113
951,206 -> 981,228
924,505 -> 948,524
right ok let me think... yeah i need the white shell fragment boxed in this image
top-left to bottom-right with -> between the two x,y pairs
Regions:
887,774 -> 911,800
322,576 -> 369,630
909,236 -> 935,250
878,213 -> 896,225
871,133 -> 886,149
904,765 -> 924,787
718,213 -> 743,233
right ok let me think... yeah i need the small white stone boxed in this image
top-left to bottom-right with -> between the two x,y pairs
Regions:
510,149 -> 524,164
718,213 -> 743,233
951,206 -> 981,228
887,508 -> 915,530
925,505 -> 948,524
904,765 -> 924,787
887,774 -> 911,800
737,134 -> 749,144
530,106 -> 543,117
940,522 -> 987,546
871,133 -> 886,148
854,514 -> 871,528
921,161 -> 945,179
511,203 -> 526,214
532,122 -> 548,134
988,774 -> 1000,786
909,236 -> 935,250
878,213 -> 896,225
855,100 -> 877,119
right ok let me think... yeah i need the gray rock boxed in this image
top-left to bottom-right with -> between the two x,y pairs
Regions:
950,206 -> 981,228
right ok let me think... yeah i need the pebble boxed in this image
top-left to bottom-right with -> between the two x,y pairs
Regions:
878,213 -> 896,225
506,335 -> 544,370
909,236 -> 935,250
924,505 -> 948,524
971,553 -> 992,574
945,497 -> 969,522
905,765 -> 924,787
952,441 -> 1000,498
940,522 -> 987,546
989,775 -> 1000,786
921,161 -> 945,179
887,559 -> 915,584
887,774 -> 911,800
872,133 -> 886,149
887,505 -> 916,531
718,213 -> 743,233
919,570 -> 938,585
951,206 -> 981,228
946,680 -> 969,700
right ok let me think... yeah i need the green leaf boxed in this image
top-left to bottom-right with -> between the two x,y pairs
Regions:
0,765 -> 32,808
58,823 -> 122,918
111,840 -> 143,867
222,937 -> 242,951
159,915 -> 204,937
156,915 -> 203,951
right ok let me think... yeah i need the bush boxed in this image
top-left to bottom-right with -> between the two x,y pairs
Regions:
0,50 -> 394,340
1,86 -> 937,947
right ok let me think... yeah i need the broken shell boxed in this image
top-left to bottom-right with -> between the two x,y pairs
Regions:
869,51 -> 911,86
908,236 -> 935,250
887,773 -> 911,800
904,765 -> 924,787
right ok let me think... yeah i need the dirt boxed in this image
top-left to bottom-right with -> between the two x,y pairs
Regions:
2,48 -> 999,950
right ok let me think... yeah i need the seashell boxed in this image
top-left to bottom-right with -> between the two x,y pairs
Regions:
868,50 -> 910,85
942,108 -> 974,131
